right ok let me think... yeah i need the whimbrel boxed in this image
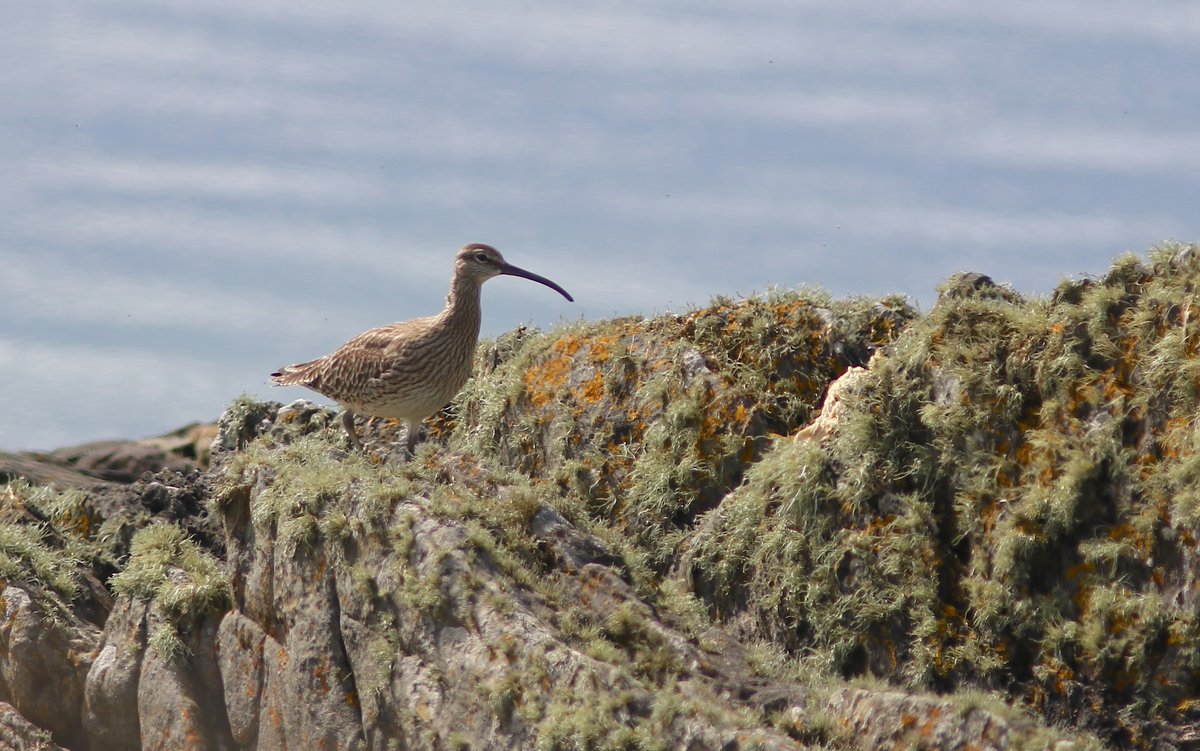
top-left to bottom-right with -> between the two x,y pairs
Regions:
271,243 -> 573,454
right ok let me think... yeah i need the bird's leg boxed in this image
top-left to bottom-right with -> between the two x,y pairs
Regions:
402,419 -> 421,459
342,410 -> 365,452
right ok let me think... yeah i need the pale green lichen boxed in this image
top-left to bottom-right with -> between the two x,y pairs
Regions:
0,522 -> 81,599
109,523 -> 229,657
687,243 -> 1200,744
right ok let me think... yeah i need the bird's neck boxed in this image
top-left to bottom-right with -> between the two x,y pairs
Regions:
440,274 -> 484,334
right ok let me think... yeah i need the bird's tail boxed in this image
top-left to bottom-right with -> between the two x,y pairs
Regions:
270,359 -> 320,387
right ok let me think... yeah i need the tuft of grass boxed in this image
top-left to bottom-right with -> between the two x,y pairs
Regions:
0,522 -> 81,598
109,523 -> 230,658
220,432 -> 415,558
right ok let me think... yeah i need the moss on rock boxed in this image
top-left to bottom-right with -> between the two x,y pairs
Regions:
9,245 -> 1200,749
687,243 -> 1200,747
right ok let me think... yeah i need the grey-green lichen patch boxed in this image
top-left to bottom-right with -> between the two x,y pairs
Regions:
686,243 -> 1200,746
219,430 -> 415,553
0,480 -> 95,613
0,521 -> 81,600
109,522 -> 230,657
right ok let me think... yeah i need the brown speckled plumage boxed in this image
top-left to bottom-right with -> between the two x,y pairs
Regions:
272,243 -> 572,453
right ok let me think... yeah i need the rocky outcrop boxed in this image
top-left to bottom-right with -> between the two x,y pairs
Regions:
0,585 -> 97,749
213,445 -> 800,749
6,247 -> 1200,749
687,250 -> 1200,749
0,422 -> 216,489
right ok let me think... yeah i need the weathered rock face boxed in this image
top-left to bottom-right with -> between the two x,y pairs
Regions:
0,585 -> 97,750
0,460 -> 227,750
0,700 -> 66,751
208,405 -> 814,749
5,251 -> 1200,749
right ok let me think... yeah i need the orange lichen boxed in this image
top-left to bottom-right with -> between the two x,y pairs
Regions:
524,344 -> 573,409
580,370 -> 605,405
585,333 -> 616,364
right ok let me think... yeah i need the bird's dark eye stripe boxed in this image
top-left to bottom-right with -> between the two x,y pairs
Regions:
474,252 -> 489,262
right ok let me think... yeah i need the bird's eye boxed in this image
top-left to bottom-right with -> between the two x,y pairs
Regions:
474,252 -> 489,263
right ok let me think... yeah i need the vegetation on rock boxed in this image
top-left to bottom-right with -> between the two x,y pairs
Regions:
2,244 -> 1200,749
687,247 -> 1200,747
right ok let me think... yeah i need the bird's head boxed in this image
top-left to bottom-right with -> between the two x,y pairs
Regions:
455,243 -> 574,301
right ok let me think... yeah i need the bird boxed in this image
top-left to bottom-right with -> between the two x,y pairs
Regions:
271,243 -> 573,455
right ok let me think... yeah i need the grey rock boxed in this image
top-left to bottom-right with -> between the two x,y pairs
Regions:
0,586 -> 97,751
0,701 -> 65,751
83,597 -> 145,751
44,440 -> 196,484
136,606 -> 234,751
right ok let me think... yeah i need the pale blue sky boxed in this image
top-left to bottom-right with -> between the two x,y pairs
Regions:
4,1 -> 1199,449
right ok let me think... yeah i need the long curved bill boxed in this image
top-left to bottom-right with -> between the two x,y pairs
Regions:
499,263 -> 574,302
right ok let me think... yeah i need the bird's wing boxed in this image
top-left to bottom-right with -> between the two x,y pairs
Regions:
334,319 -> 439,390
